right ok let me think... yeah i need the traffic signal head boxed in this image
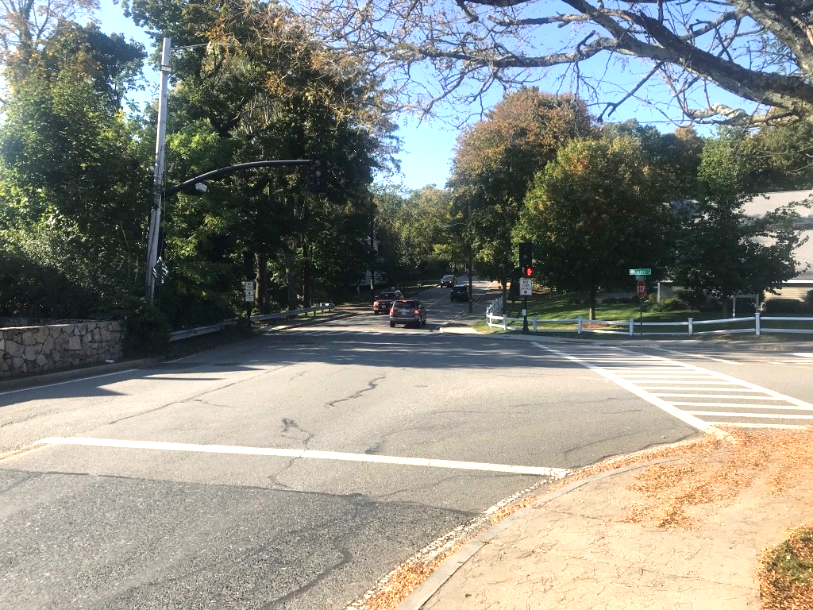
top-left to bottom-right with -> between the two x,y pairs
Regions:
307,155 -> 327,193
518,242 -> 532,268
524,266 -> 534,278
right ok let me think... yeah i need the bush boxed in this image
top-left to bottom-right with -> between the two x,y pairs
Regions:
652,297 -> 691,312
805,290 -> 813,311
763,298 -> 807,315
109,296 -> 172,357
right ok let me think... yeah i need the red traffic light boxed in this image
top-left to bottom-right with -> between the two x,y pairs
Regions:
524,266 -> 534,278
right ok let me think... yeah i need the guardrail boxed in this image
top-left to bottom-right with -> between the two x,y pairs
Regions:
485,311 -> 813,337
168,303 -> 335,342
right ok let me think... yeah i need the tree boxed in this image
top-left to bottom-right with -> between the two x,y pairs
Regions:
448,89 -> 594,295
127,0 -> 397,319
600,120 -> 704,200
670,128 -> 808,312
0,0 -> 99,87
298,0 -> 813,125
0,23 -> 148,316
518,135 -> 674,319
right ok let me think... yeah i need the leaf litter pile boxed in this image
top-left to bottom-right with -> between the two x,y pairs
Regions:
346,427 -> 813,610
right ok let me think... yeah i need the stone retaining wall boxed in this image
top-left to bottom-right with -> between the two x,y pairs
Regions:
0,321 -> 124,378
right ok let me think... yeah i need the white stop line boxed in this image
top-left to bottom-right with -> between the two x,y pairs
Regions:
34,437 -> 570,478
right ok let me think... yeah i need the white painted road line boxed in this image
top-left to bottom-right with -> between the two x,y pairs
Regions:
33,437 -> 570,478
687,411 -> 813,420
652,347 -> 740,365
671,402 -> 813,410
0,369 -> 139,397
533,344 -> 729,439
723,423 -> 810,430
535,344 -> 813,432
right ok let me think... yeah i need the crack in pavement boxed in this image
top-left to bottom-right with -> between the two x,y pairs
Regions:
326,374 -> 387,409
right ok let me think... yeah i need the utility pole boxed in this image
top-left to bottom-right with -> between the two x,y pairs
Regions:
467,205 -> 473,314
145,37 -> 172,303
369,202 -> 376,304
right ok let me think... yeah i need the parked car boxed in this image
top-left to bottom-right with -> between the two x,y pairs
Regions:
440,274 -> 455,287
373,289 -> 403,314
389,299 -> 427,327
450,283 -> 469,302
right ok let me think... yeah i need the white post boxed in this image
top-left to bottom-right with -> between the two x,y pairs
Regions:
145,37 -> 172,302
657,281 -> 661,303
732,294 -> 736,318
629,318 -> 634,336
577,315 -> 582,335
688,317 -> 693,336
755,312 -> 761,336
532,318 -> 537,333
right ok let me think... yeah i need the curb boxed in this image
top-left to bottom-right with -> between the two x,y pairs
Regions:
0,312 -> 348,394
0,358 -> 161,393
396,457 -> 678,610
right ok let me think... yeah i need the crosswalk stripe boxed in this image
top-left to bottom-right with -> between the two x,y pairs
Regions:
534,344 -> 812,432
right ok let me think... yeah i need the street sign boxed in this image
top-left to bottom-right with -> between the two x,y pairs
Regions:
629,268 -> 651,276
244,281 -> 254,302
636,280 -> 646,298
519,278 -> 532,296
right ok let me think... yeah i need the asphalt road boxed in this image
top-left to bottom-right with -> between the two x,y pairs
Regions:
1,282 -> 811,609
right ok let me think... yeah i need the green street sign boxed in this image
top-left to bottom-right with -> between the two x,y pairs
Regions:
629,268 -> 651,276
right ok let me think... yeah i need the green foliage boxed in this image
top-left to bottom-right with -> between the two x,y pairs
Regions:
675,289 -> 721,312
762,298 -> 811,315
111,296 -> 172,357
752,120 -> 813,190
0,24 -> 149,316
0,242 -> 92,317
600,121 -> 703,200
671,128 -> 806,307
519,135 -> 674,318
651,297 -> 691,312
146,1 -> 395,313
448,88 -> 594,285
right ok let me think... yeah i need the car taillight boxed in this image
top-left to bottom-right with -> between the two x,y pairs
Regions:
413,309 -> 420,315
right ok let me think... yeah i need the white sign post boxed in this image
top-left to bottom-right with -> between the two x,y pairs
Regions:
244,281 -> 254,303
519,278 -> 532,296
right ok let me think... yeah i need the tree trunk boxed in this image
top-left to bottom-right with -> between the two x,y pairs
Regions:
302,240 -> 311,308
285,245 -> 297,310
257,251 -> 268,312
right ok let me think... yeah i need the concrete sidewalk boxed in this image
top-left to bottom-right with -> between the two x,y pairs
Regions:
396,430 -> 813,610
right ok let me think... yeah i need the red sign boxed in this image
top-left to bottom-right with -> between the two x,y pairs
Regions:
636,280 -> 646,298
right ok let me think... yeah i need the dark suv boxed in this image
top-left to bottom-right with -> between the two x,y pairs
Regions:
389,299 -> 427,327
450,283 -> 469,302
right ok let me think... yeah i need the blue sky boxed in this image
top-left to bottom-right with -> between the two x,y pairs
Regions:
96,0 -> 721,192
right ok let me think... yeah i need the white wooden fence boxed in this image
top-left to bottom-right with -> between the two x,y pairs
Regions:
485,311 -> 813,337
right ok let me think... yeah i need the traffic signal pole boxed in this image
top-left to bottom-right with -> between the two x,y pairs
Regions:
519,242 -> 533,334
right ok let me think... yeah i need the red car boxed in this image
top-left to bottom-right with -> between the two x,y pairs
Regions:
372,290 -> 403,314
